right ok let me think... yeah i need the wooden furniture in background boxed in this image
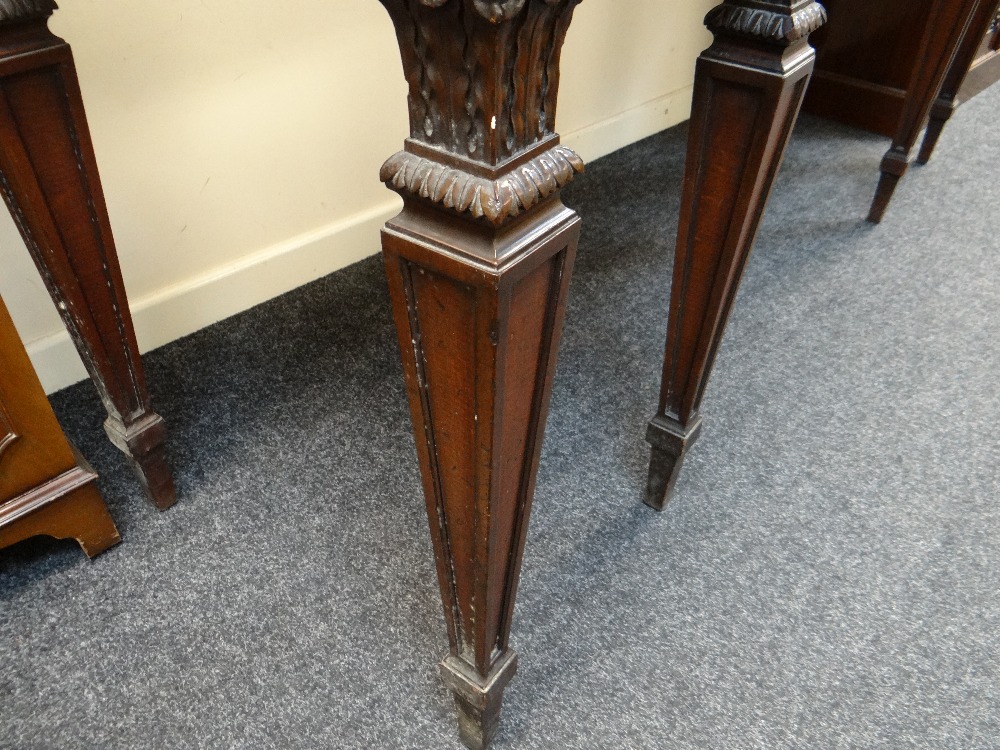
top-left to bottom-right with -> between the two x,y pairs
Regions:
0,293 -> 120,558
803,0 -> 1000,136
644,0 -> 826,510
867,0 -> 988,222
795,0 -> 1000,222
377,1 -> 583,746
0,0 -> 175,509
918,0 -> 1000,164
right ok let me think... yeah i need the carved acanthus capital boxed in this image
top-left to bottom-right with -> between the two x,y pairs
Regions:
706,0 -> 827,45
381,140 -> 583,223
0,0 -> 56,24
380,0 -> 583,166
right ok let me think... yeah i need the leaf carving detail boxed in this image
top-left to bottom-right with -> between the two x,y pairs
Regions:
381,144 -> 583,223
0,0 -> 57,23
382,0 -> 581,162
416,0 -> 565,23
706,2 -> 827,44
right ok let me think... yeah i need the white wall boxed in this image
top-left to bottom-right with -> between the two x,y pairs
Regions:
0,0 -> 713,393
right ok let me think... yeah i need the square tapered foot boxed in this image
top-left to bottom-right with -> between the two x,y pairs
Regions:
104,413 -> 177,510
644,415 -> 702,511
440,651 -> 518,750
868,150 -> 908,224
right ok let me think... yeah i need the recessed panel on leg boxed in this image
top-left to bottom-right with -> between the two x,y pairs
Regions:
377,2 -> 584,744
646,0 -> 826,509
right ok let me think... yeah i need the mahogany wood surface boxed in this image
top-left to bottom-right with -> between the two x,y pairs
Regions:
378,1 -> 582,746
803,0 -> 935,136
0,1 -> 175,509
0,293 -> 120,558
803,0 -> 1000,136
867,0 -> 984,223
645,0 -> 825,510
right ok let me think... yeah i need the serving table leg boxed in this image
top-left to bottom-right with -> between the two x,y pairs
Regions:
0,3 -> 175,509
377,1 -> 583,746
645,0 -> 826,510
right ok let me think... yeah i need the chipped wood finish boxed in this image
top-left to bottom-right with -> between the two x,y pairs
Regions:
867,0 -> 985,222
0,294 -> 120,559
0,6 -> 175,508
645,0 -> 825,509
378,0 -> 582,746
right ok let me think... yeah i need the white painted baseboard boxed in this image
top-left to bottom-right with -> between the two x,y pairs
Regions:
30,85 -> 693,394
562,86 -> 694,162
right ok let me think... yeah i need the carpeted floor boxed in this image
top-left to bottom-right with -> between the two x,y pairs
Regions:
2,82 -> 999,749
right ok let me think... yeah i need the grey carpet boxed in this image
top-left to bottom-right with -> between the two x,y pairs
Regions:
2,83 -> 999,749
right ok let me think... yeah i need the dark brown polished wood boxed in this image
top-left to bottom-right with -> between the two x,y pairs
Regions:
377,0 -> 583,746
0,293 -> 120,558
917,0 -> 1000,164
803,0 -> 1000,137
645,0 -> 826,510
0,1 -> 175,509
867,0 -> 984,223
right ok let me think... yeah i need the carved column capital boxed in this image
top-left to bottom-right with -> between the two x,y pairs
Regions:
705,0 -> 826,45
0,0 -> 56,24
379,0 -> 584,224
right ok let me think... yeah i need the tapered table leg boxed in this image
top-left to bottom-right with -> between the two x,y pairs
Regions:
378,1 -> 583,746
0,3 -> 175,509
867,0 -> 983,223
917,0 -> 1000,165
645,0 -> 826,510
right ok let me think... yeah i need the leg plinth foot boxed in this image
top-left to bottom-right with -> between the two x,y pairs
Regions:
645,416 -> 702,511
104,414 -> 176,510
867,156 -> 908,224
441,652 -> 518,750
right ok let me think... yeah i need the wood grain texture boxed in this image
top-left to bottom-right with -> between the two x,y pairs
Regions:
645,0 -> 824,510
379,1 -> 581,746
0,10 -> 175,509
0,294 -> 120,559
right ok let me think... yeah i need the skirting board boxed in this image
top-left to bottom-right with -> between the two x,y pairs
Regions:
29,85 -> 694,395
